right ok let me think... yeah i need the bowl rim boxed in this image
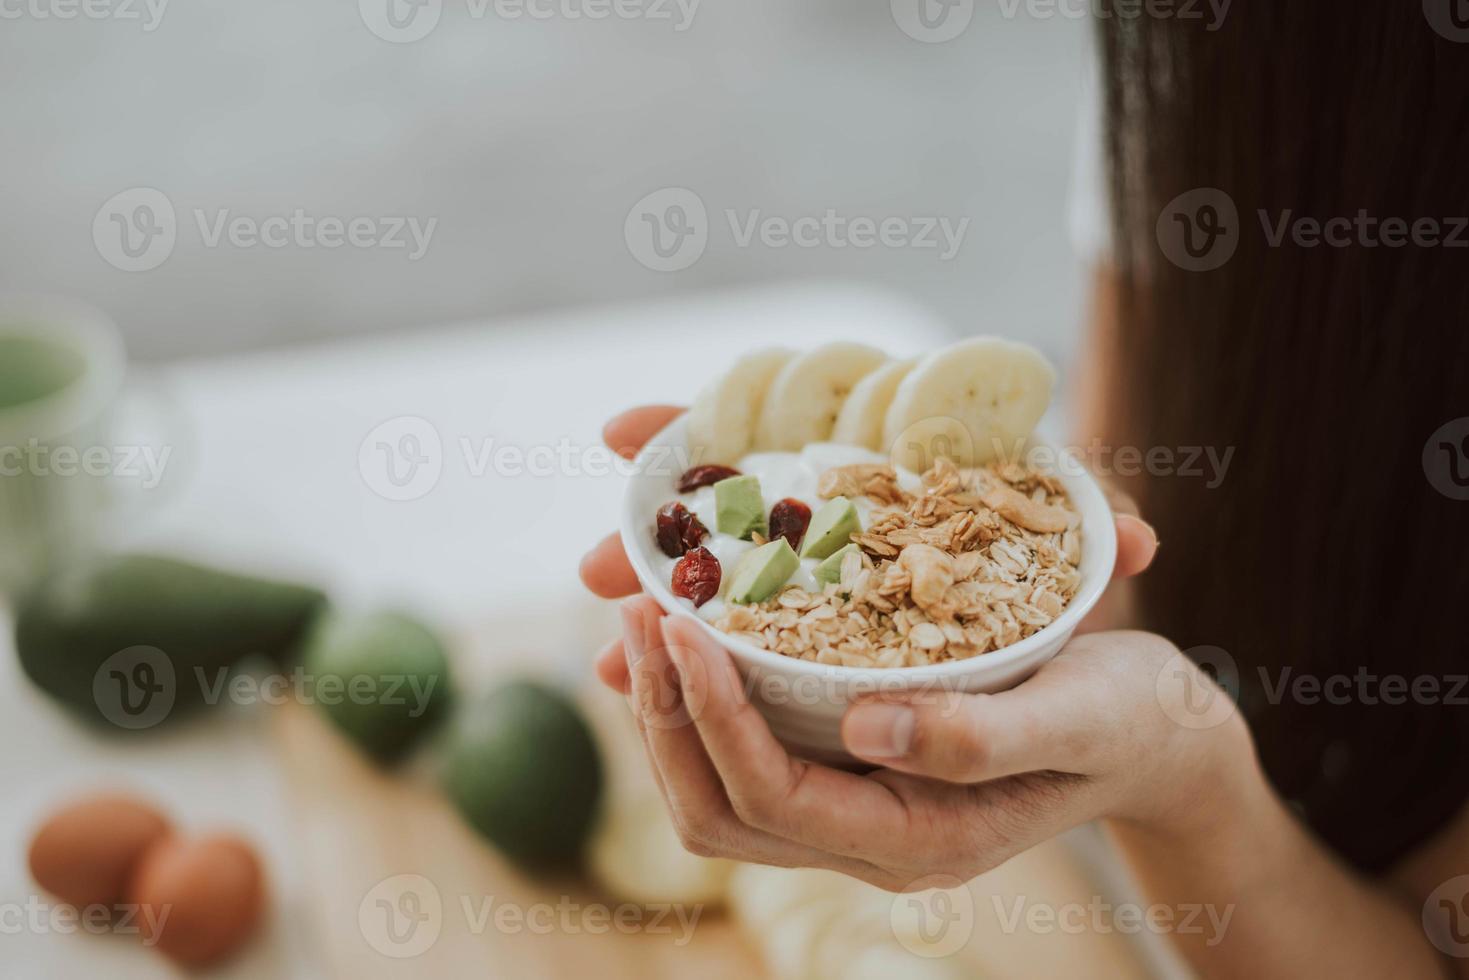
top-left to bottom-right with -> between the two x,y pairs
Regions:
619,414 -> 1118,682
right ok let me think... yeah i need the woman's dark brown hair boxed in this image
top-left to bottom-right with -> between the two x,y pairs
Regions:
1098,3 -> 1469,872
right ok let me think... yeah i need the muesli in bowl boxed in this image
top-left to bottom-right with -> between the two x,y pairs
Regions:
652,448 -> 1081,669
619,338 -> 1116,763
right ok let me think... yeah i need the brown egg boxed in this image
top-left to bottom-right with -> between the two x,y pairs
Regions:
28,793 -> 172,909
127,834 -> 265,968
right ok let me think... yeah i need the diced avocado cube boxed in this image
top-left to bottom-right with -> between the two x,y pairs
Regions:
715,475 -> 766,540
799,496 -> 862,560
813,543 -> 860,588
727,539 -> 799,605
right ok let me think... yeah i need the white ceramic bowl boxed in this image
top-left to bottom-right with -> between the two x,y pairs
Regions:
620,416 -> 1117,766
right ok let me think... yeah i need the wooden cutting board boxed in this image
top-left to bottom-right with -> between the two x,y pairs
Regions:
272,599 -> 1153,979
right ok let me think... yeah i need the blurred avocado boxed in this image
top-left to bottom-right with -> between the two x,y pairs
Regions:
302,610 -> 452,762
442,680 -> 602,869
15,553 -> 326,726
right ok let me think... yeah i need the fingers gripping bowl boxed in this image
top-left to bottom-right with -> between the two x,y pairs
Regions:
618,341 -> 1117,765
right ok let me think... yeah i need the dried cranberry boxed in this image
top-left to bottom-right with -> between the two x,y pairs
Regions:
768,498 -> 812,550
655,501 -> 707,558
676,464 -> 742,493
671,547 -> 721,607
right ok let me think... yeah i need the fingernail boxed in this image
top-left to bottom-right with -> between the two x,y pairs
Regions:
845,704 -> 915,759
621,601 -> 646,667
1119,513 -> 1158,545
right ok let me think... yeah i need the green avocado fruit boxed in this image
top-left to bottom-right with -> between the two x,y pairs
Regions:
799,496 -> 862,560
714,474 -> 766,540
727,538 -> 800,604
302,610 -> 452,763
441,680 -> 602,869
15,553 -> 327,727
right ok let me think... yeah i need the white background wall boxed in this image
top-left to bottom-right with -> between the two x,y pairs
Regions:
0,0 -> 1093,362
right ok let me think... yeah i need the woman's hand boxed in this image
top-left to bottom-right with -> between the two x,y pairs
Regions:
618,607 -> 1253,891
579,406 -> 1249,891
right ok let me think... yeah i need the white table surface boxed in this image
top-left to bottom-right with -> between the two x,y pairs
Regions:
1,282 -> 957,978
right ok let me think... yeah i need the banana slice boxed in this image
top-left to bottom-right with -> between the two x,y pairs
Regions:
830,358 -> 917,450
882,337 -> 1055,471
686,348 -> 795,465
755,343 -> 889,451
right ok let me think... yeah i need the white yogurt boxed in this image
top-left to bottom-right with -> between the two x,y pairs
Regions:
658,442 -> 918,621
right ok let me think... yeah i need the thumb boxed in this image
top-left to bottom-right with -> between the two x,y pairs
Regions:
841,683 -> 1081,784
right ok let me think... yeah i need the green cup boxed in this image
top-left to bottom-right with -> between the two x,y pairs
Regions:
0,297 -> 127,596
